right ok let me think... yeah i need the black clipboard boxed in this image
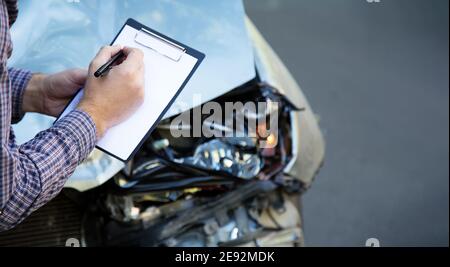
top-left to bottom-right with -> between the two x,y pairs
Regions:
56,18 -> 205,162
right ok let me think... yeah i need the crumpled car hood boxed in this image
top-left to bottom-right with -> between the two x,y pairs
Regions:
10,0 -> 256,191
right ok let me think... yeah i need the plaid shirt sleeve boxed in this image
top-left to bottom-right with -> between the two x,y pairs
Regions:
0,0 -> 97,231
0,109 -> 97,231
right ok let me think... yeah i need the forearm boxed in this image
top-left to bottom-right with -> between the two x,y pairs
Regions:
21,73 -> 47,114
0,110 -> 96,231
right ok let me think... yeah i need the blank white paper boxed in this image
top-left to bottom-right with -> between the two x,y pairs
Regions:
59,25 -> 198,160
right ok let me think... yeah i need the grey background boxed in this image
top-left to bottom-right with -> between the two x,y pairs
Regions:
245,0 -> 449,246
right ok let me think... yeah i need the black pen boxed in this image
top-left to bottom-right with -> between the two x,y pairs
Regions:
94,50 -> 125,78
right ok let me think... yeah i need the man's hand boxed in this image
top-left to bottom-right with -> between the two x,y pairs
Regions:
23,69 -> 88,117
78,45 -> 145,138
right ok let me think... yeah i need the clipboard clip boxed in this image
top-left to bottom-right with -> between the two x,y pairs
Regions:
135,28 -> 186,62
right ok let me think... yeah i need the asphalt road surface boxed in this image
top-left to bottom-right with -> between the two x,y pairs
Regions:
245,0 -> 449,246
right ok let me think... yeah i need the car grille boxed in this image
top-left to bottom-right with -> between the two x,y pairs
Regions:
0,194 -> 82,247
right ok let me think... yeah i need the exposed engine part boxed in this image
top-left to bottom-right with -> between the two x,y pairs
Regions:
161,192 -> 304,247
175,139 -> 262,179
249,193 -> 301,230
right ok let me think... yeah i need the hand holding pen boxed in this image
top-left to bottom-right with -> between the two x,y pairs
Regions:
78,45 -> 145,138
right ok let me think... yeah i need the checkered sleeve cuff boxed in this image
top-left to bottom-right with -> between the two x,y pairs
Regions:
52,109 -> 97,163
8,68 -> 33,124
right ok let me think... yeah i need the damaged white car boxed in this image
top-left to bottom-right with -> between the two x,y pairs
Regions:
0,0 -> 324,247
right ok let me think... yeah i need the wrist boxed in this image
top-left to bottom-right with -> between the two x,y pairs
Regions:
22,74 -> 46,114
77,102 -> 108,139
